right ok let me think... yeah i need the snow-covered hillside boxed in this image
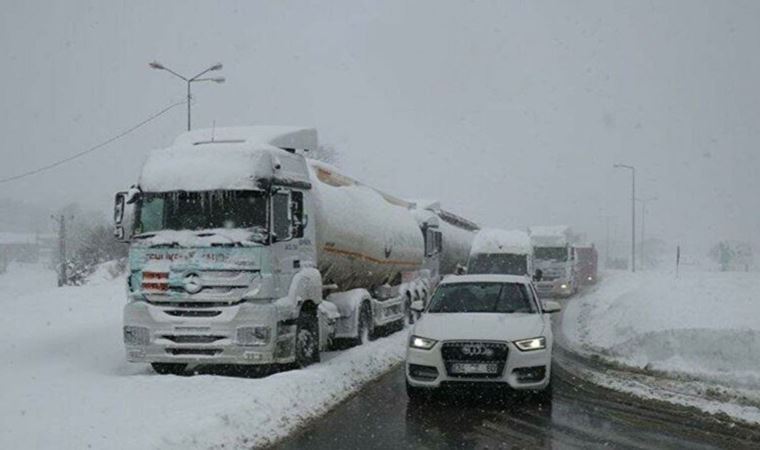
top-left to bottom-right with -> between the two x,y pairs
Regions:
0,263 -> 406,449
562,269 -> 760,421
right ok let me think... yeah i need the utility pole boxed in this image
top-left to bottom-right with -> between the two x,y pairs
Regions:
637,196 -> 657,269
613,164 -> 636,272
52,214 -> 71,287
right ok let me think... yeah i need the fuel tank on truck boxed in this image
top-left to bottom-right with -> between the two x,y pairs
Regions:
308,162 -> 424,291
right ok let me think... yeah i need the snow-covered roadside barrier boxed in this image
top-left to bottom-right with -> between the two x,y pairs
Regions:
0,264 -> 407,449
561,269 -> 760,423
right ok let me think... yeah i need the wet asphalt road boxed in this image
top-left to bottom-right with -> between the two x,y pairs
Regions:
274,360 -> 760,450
273,310 -> 760,450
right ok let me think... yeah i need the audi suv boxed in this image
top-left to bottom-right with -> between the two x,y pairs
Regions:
405,274 -> 560,399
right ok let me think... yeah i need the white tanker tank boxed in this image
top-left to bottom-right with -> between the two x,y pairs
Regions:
308,161 -> 424,291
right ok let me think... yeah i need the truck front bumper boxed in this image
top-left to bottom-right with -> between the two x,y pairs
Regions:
123,300 -> 295,366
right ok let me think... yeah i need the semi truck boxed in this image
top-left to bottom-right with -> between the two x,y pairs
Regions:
529,225 -> 578,298
113,126 -> 441,374
574,244 -> 598,285
467,228 -> 534,277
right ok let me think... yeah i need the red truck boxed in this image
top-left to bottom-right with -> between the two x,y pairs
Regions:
574,244 -> 598,286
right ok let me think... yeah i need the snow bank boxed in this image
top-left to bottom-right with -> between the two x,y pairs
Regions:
0,264 -> 407,449
563,270 -> 760,391
470,228 -> 531,255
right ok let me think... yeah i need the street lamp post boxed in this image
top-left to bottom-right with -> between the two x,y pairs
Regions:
637,196 -> 657,269
149,61 -> 225,131
613,164 -> 636,272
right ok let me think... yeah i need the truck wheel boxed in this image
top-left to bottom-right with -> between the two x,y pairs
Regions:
295,312 -> 320,368
353,302 -> 374,346
151,363 -> 187,375
404,294 -> 415,327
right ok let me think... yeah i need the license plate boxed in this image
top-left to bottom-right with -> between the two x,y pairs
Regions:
450,363 -> 498,374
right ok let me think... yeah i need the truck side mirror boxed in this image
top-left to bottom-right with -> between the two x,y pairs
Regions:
533,269 -> 543,282
113,191 -> 135,243
114,192 -> 126,225
411,300 -> 425,312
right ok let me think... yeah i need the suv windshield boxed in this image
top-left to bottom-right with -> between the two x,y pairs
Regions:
468,254 -> 528,275
135,190 -> 268,238
427,282 -> 537,314
534,246 -> 567,261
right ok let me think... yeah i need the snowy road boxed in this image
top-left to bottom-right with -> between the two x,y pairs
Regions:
276,274 -> 760,450
4,264 -> 760,449
0,264 -> 407,449
275,361 -> 760,449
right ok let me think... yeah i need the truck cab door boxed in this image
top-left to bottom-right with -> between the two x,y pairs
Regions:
271,190 -> 308,298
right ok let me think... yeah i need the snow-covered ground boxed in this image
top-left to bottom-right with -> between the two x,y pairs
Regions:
0,263 -> 407,449
562,269 -> 760,423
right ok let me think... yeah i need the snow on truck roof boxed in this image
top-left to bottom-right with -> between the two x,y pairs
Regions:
529,225 -> 571,237
139,126 -> 316,192
172,126 -> 317,150
470,229 -> 531,255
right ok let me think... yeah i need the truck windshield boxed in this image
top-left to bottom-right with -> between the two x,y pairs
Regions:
428,282 -> 537,314
135,191 -> 268,238
468,254 -> 528,275
533,246 -> 567,261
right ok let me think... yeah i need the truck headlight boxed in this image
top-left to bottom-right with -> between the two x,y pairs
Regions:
514,337 -> 546,351
409,335 -> 437,350
124,326 -> 149,345
237,326 -> 271,346
560,283 -> 568,289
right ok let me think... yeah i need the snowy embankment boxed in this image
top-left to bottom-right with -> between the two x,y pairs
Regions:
0,263 -> 407,449
562,269 -> 760,423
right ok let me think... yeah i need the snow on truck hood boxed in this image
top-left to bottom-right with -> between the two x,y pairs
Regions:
412,313 -> 546,342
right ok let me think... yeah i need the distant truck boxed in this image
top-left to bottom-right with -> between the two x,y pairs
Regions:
573,244 -> 598,285
113,126 -> 443,374
529,225 -> 577,298
467,229 -> 534,278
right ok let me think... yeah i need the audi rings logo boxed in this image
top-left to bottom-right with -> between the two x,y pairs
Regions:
461,344 -> 493,357
183,273 -> 203,294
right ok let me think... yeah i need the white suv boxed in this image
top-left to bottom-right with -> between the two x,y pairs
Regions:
405,274 -> 560,399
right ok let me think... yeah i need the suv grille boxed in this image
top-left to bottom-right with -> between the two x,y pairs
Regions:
441,341 -> 508,378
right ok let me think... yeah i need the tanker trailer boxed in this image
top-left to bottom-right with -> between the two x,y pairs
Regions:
114,126 -> 429,375
412,200 -> 479,275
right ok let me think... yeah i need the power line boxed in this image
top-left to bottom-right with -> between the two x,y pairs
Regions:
0,100 -> 186,185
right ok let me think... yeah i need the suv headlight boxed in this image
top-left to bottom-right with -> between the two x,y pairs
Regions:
409,335 -> 437,350
514,337 -> 546,351
237,326 -> 271,346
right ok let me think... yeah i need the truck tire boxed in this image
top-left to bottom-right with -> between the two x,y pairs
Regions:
352,302 -> 374,346
404,293 -> 415,327
151,363 -> 187,375
295,311 -> 320,368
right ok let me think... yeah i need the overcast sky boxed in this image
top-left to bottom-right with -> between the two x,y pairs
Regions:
1,0 -> 758,256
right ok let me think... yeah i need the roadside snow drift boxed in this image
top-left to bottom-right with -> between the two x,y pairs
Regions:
563,269 -> 760,392
0,263 -> 406,449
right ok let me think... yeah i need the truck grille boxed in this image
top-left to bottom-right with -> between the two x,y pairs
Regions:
166,348 -> 223,356
164,310 -> 222,318
161,335 -> 226,344
441,341 -> 508,379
